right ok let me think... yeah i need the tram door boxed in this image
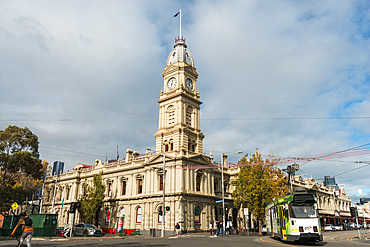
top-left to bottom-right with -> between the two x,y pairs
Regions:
279,205 -> 287,240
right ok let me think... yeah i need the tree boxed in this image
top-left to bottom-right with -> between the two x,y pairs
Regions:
232,149 -> 288,233
77,172 -> 106,224
0,125 -> 43,213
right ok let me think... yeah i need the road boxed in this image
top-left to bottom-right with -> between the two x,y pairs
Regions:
1,230 -> 369,246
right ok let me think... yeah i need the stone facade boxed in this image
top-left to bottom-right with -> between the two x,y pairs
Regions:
291,176 -> 355,225
41,38 -> 236,232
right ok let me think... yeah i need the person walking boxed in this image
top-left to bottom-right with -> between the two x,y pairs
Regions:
209,222 -> 213,235
11,212 -> 34,247
216,221 -> 221,236
175,222 -> 180,236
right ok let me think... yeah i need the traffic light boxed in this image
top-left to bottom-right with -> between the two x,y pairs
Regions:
166,206 -> 170,212
218,208 -> 223,215
69,202 -> 81,214
70,202 -> 76,213
159,207 -> 163,216
350,207 -> 358,217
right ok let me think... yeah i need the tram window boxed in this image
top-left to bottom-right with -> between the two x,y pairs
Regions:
290,204 -> 317,218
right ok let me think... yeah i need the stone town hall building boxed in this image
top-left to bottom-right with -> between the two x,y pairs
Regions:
41,37 -> 239,233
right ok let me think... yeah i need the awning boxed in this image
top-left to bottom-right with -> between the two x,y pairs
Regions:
340,212 -> 351,217
319,210 -> 335,216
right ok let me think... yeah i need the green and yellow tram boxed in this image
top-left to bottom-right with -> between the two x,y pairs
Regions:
265,191 -> 323,243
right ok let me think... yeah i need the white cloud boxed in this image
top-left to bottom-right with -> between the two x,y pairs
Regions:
0,0 -> 369,196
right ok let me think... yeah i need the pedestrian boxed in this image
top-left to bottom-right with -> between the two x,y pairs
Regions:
216,221 -> 221,236
10,212 -> 34,247
175,222 -> 180,236
209,222 -> 213,235
227,221 -> 233,235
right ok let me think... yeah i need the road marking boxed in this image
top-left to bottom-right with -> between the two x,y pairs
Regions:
347,235 -> 356,241
260,237 -> 298,247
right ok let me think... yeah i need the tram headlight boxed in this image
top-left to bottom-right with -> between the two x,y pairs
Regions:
299,226 -> 304,232
313,226 -> 318,232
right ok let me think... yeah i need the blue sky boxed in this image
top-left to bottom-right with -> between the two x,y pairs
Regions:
0,0 -> 369,199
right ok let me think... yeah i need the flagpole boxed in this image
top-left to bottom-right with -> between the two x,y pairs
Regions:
179,9 -> 182,39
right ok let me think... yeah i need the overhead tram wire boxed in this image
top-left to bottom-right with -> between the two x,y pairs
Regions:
40,145 -> 106,158
292,143 -> 370,167
1,116 -> 370,122
334,163 -> 370,177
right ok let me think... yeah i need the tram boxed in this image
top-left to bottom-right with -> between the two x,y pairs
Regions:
265,190 -> 323,243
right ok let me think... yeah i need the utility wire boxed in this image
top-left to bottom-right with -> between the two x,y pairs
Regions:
1,116 -> 370,122
40,145 -> 105,158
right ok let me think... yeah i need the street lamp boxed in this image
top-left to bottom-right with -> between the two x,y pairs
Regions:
221,151 -> 242,235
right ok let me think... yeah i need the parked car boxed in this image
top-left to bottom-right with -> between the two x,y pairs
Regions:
261,224 -> 267,235
324,224 -> 334,231
333,225 -> 343,231
71,223 -> 104,237
348,222 -> 358,230
56,227 -> 64,237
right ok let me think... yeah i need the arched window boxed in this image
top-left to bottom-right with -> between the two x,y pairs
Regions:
136,207 -> 142,223
195,207 -> 201,223
158,206 -> 164,223
186,106 -> 193,126
118,207 -> 125,232
167,106 -> 175,126
105,208 -> 110,223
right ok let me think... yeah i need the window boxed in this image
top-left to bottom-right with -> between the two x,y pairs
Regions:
136,207 -> 142,223
138,179 -> 143,194
165,144 -> 169,152
122,180 -> 127,196
196,175 -> 201,192
66,187 -> 70,200
159,175 -> 164,191
170,142 -> 173,151
108,183 -> 112,197
214,179 -> 218,191
195,207 -> 201,223
192,144 -> 195,152
168,106 -> 175,126
59,188 -> 63,201
186,106 -> 192,126
158,206 -> 164,223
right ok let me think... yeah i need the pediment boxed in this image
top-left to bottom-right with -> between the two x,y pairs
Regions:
162,65 -> 178,77
146,153 -> 177,165
186,154 -> 214,166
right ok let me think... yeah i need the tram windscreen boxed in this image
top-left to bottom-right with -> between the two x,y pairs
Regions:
290,204 -> 317,218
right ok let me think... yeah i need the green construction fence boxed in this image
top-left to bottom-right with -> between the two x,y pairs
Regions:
0,214 -> 58,238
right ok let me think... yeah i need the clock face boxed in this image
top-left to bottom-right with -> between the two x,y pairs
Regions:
185,78 -> 194,91
167,78 -> 177,90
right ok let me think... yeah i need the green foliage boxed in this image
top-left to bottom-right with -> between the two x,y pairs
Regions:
232,149 -> 288,228
0,125 -> 43,212
77,172 -> 106,223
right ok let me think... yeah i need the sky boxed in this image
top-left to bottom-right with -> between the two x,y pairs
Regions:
1,0 -> 370,200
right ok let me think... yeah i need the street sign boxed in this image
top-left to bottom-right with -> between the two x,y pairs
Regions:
244,208 -> 248,216
11,202 -> 19,210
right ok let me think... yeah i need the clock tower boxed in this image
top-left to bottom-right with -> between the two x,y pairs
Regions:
154,38 -> 205,155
